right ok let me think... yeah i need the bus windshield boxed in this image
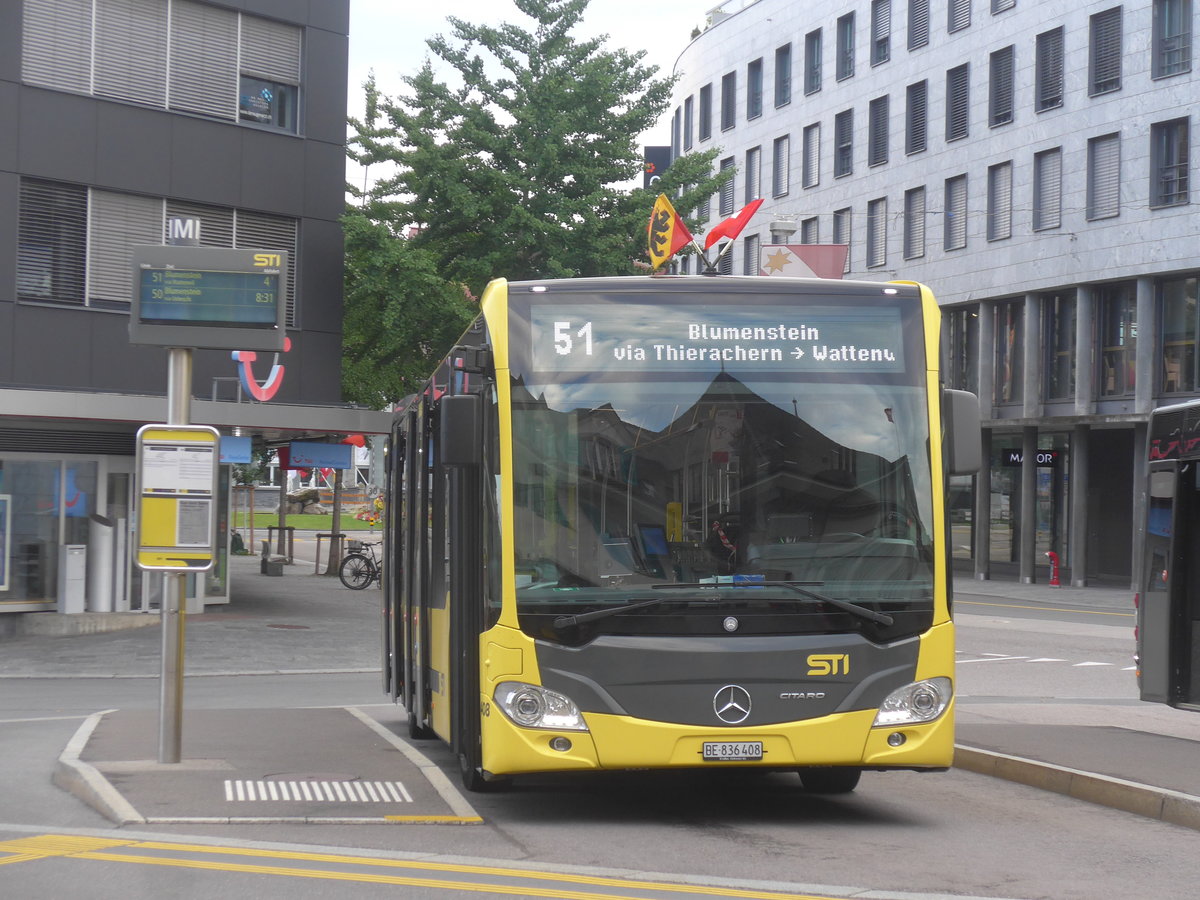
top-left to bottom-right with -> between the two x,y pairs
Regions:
509,373 -> 935,642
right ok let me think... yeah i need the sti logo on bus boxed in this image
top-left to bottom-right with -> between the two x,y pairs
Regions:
807,654 -> 850,676
253,253 -> 282,268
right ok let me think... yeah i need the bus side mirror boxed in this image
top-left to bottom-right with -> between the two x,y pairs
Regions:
440,394 -> 482,467
944,389 -> 981,475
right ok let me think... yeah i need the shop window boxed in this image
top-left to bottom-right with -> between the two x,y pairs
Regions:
1097,282 -> 1137,396
1159,276 -> 1197,393
945,306 -> 979,394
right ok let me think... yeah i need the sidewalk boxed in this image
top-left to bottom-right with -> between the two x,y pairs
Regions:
3,547 -> 1198,829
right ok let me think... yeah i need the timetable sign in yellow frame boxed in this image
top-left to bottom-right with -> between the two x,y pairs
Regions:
135,425 -> 220,571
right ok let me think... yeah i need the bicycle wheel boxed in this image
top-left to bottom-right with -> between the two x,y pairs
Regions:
339,554 -> 374,590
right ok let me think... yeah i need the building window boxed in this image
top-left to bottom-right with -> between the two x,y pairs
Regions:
671,108 -> 680,157
948,0 -> 971,33
868,96 -> 889,166
836,13 -> 855,81
772,135 -> 791,196
1087,133 -> 1121,220
946,306 -> 980,394
743,234 -> 760,275
990,46 -> 1015,126
834,110 -> 853,177
993,0 -> 1017,12
699,84 -> 713,140
775,43 -> 792,107
17,179 -> 87,305
805,29 -> 822,94
718,244 -> 733,275
745,146 -> 762,201
801,217 -> 820,243
987,161 -> 1012,241
1036,28 -> 1065,111
906,80 -> 927,154
871,0 -> 891,65
1151,118 -> 1190,207
1090,8 -> 1122,95
904,186 -> 926,259
17,178 -> 298,323
833,208 -> 852,272
1043,292 -> 1077,401
719,157 -> 735,216
1153,0 -> 1192,78
720,71 -> 736,130
944,175 -> 967,250
683,96 -> 694,150
946,64 -> 969,142
1160,276 -> 1198,393
747,58 -> 763,119
1098,282 -> 1137,396
21,0 -> 302,133
909,0 -> 930,50
995,301 -> 1024,405
1033,147 -> 1063,231
866,198 -> 887,268
802,123 -> 820,188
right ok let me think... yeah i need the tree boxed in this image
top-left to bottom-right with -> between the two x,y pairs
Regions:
341,212 -> 478,408
349,0 -> 727,297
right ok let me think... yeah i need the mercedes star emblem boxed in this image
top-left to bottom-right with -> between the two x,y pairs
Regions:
713,684 -> 752,724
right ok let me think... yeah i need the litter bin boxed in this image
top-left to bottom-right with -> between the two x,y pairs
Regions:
57,544 -> 87,614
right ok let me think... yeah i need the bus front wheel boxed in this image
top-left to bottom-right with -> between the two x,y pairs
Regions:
799,767 -> 861,794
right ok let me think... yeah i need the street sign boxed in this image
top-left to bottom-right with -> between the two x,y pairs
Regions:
129,245 -> 287,351
135,425 -> 220,571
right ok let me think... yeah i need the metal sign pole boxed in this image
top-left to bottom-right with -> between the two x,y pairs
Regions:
159,347 -> 192,764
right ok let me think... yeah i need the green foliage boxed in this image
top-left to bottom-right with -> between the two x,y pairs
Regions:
341,212 -> 478,407
346,0 -> 726,297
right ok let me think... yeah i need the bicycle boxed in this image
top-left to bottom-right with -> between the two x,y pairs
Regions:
339,540 -> 382,590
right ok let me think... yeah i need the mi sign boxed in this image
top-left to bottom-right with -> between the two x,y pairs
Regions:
1001,449 -> 1061,467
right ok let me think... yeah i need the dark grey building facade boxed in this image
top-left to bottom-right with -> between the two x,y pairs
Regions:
0,0 -> 386,617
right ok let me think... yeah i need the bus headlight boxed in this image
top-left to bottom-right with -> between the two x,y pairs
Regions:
872,677 -> 952,727
494,682 -> 589,731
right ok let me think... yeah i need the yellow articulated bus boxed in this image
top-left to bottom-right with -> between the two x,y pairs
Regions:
383,275 -> 980,792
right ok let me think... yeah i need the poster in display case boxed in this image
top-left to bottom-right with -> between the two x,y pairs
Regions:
0,494 -> 10,591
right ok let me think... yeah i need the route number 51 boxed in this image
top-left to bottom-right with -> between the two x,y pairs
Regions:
554,321 -> 593,356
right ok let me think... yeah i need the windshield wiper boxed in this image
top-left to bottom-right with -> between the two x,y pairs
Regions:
553,597 -> 684,628
757,581 -> 895,627
551,581 -> 893,629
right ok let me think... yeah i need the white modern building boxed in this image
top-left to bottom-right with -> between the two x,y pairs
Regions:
667,0 -> 1198,587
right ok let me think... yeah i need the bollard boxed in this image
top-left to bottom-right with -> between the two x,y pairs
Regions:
1045,550 -> 1060,587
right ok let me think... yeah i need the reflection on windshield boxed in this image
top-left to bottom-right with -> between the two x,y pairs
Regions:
511,370 -> 935,638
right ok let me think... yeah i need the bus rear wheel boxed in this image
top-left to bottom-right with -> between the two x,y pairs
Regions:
799,767 -> 861,794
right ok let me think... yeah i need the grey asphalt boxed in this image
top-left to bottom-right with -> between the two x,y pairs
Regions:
3,538 -> 1198,830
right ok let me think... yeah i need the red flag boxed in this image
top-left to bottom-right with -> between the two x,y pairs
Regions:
703,198 -> 764,250
647,193 -> 695,269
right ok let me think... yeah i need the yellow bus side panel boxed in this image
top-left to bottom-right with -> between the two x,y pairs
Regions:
429,600 -> 452,741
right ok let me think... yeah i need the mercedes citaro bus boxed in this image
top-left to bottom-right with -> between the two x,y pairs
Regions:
383,276 -> 980,791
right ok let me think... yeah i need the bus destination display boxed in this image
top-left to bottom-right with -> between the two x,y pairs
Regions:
530,304 -> 906,374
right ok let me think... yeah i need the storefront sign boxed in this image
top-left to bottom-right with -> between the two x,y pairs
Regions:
1001,450 -> 1061,467
287,441 -> 353,470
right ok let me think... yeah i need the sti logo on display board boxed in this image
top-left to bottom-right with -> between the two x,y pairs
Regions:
135,425 -> 220,571
130,245 -> 287,351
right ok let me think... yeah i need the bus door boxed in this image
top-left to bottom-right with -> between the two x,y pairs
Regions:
382,423 -> 405,700
1140,464 -> 1200,709
401,406 -> 434,737
439,392 -> 488,787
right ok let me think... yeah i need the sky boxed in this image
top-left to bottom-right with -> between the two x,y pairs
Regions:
346,0 -> 715,149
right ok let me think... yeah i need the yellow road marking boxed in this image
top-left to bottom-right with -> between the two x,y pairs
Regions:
383,814 -> 484,824
957,599 -> 1133,618
1,834 -> 842,900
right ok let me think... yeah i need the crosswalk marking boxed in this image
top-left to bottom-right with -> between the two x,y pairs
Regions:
223,780 -> 412,803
